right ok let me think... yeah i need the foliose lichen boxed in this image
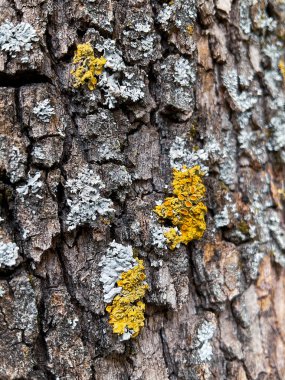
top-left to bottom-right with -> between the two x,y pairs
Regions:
174,57 -> 196,87
193,320 -> 216,363
150,218 -> 168,249
99,241 -> 137,304
169,136 -> 220,173
0,286 -> 5,297
153,165 -> 207,249
16,171 -> 43,198
4,145 -> 26,184
71,42 -> 106,90
99,241 -> 148,340
157,4 -> 174,27
0,241 -> 19,268
33,99 -> 55,123
0,21 -> 39,60
157,0 -> 196,37
222,68 -> 258,112
65,166 -> 114,231
95,38 -> 125,72
97,67 -> 145,109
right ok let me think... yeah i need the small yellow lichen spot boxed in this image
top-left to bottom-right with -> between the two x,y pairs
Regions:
106,259 -> 148,339
186,24 -> 194,35
154,165 -> 207,249
279,58 -> 285,83
71,42 -> 106,90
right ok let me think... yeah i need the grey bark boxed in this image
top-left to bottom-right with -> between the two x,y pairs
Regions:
0,0 -> 285,379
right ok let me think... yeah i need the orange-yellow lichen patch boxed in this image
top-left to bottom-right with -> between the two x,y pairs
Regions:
71,42 -> 106,90
154,165 -> 207,249
106,258 -> 148,339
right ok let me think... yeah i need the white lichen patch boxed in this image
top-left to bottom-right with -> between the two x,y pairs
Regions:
150,213 -> 181,249
6,146 -> 26,183
99,241 -> 137,303
33,99 -> 55,123
267,114 -> 285,152
157,0 -> 196,35
0,285 -> 5,297
169,136 -> 220,174
134,21 -> 152,33
174,57 -> 196,87
97,140 -> 121,160
95,39 -> 125,72
157,4 -> 174,27
222,69 -> 258,112
98,72 -> 120,109
215,207 -> 230,228
151,221 -> 168,249
67,317 -> 79,330
139,34 -> 156,58
268,210 -> 285,251
98,70 -> 145,109
120,71 -> 145,102
260,40 -> 285,158
108,165 -> 132,188
17,171 -> 43,198
252,2 -> 277,32
0,21 -> 39,60
239,0 -> 277,35
32,146 -> 46,161
239,0 -> 252,35
0,241 -> 19,268
194,320 -> 216,363
65,166 -> 114,231
170,137 -> 208,173
215,193 -> 238,228
95,38 -> 146,108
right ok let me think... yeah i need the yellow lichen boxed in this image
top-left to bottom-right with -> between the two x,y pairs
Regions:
106,258 -> 148,339
186,24 -> 194,35
71,42 -> 106,90
279,58 -> 285,83
154,165 -> 207,249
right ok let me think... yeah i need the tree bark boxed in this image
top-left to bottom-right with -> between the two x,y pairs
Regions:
0,0 -> 285,379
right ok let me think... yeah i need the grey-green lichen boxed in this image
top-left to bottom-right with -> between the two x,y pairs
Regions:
0,241 -> 19,268
65,166 -> 114,231
0,21 -> 39,61
33,99 -> 55,123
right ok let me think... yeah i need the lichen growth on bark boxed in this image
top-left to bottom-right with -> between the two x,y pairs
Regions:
154,165 -> 207,249
279,58 -> 285,83
106,258 -> 148,340
71,42 -> 106,90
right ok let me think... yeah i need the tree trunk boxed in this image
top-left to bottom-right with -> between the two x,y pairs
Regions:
0,0 -> 285,379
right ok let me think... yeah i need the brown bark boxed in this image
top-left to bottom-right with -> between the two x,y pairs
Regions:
0,0 -> 285,379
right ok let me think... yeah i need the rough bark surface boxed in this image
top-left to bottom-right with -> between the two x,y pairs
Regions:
0,0 -> 285,379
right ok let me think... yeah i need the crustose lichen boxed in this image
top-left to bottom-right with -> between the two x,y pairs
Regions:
153,165 -> 207,249
71,42 -> 106,90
